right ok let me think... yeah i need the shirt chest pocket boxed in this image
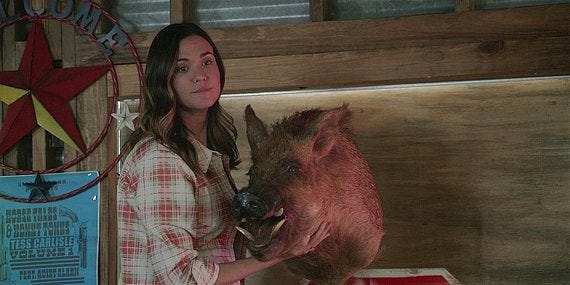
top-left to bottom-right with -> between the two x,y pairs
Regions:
193,187 -> 232,239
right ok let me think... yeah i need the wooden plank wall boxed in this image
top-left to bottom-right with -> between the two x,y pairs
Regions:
1,0 -> 18,175
1,1 -> 569,284
222,77 -> 570,284
78,4 -> 570,96
0,0 -> 115,283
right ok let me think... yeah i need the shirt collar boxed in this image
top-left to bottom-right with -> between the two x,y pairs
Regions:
188,135 -> 229,173
187,135 -> 222,173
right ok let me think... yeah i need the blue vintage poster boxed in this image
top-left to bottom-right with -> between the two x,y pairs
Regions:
0,171 -> 99,285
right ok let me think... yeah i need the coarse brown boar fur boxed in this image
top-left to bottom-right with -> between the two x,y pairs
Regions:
232,105 -> 384,285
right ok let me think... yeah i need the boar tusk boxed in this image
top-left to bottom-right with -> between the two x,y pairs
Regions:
241,218 -> 247,223
274,208 -> 284,217
254,242 -> 267,248
235,226 -> 255,241
270,219 -> 286,238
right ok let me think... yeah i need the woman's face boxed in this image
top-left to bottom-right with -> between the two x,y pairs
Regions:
171,35 -> 221,114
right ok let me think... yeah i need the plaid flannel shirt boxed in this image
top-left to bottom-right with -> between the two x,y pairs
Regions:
117,136 -> 243,285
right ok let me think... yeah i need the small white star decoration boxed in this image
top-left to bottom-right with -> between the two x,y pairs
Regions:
111,103 -> 139,132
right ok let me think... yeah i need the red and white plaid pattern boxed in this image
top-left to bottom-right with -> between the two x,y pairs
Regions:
118,136 -> 242,285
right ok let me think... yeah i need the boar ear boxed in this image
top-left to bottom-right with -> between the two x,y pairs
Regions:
245,105 -> 268,159
308,104 -> 350,159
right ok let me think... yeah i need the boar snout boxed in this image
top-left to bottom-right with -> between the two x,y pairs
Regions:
232,192 -> 268,220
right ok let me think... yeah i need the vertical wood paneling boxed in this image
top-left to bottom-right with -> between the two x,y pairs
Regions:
310,0 -> 330,21
62,18 -> 77,171
79,1 -> 113,283
6,32 -> 21,173
12,42 -> 28,171
0,19 -> 3,175
31,130 -> 47,169
171,0 -> 193,23
46,20 -> 62,57
106,101 -> 119,285
76,75 -> 109,284
43,6 -> 64,171
0,2 -> 17,174
30,0 -> 47,171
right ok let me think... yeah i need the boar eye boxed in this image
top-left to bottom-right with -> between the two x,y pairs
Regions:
287,164 -> 300,174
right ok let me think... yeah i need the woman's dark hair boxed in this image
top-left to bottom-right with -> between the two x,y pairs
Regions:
127,22 -> 239,171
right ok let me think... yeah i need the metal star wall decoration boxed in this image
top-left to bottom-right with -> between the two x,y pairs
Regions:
111,103 -> 139,132
0,18 -> 110,154
23,174 -> 58,201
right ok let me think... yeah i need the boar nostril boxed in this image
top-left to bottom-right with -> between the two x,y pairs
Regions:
232,192 -> 268,219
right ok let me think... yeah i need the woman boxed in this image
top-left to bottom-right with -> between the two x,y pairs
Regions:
117,22 -> 330,285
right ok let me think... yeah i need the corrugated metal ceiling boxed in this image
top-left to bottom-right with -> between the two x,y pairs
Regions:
193,0 -> 310,28
111,0 -> 570,33
111,0 -> 310,32
330,0 -> 455,20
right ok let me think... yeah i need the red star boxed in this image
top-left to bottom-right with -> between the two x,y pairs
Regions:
0,18 -> 109,154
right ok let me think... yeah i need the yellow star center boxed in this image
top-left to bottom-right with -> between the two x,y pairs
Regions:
0,84 -> 29,103
32,96 -> 82,152
0,84 -> 82,152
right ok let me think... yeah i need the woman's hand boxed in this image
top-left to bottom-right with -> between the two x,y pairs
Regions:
215,221 -> 331,284
284,221 -> 332,258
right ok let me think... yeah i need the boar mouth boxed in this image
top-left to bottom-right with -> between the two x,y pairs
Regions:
235,207 -> 286,252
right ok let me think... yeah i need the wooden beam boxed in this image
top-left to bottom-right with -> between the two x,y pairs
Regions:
110,35 -> 570,96
310,0 -> 330,22
171,0 -> 193,23
456,0 -> 477,12
76,4 -> 570,65
223,37 -> 570,93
